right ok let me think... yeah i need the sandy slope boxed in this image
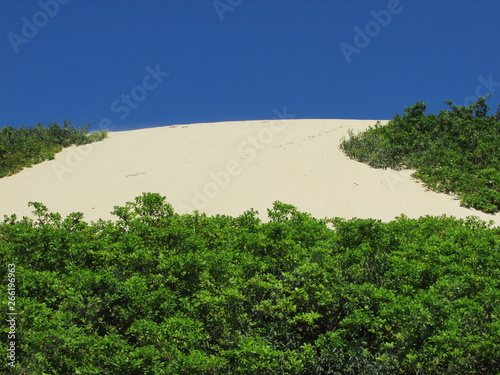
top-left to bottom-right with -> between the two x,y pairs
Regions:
0,119 -> 498,225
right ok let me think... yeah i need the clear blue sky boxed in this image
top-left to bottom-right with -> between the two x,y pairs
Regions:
1,0 -> 499,132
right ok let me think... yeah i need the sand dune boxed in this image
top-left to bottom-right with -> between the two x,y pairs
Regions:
1,119 -> 498,225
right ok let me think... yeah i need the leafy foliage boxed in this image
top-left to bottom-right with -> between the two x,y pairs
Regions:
0,120 -> 107,178
340,97 -> 500,213
1,193 -> 499,374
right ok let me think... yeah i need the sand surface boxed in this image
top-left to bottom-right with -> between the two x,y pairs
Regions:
0,119 -> 498,225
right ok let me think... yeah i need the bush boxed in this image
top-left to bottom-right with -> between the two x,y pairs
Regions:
340,97 -> 500,213
1,193 -> 499,374
0,120 -> 107,178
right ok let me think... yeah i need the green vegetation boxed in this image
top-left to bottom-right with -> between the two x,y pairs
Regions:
0,120 -> 108,178
1,193 -> 499,374
340,97 -> 500,213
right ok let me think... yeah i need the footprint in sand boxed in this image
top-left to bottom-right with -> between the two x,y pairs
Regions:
126,172 -> 146,178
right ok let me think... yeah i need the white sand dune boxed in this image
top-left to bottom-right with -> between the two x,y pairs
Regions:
1,119 -> 498,226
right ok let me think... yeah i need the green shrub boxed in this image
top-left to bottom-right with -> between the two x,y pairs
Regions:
0,120 -> 108,178
340,97 -> 500,213
1,194 -> 499,374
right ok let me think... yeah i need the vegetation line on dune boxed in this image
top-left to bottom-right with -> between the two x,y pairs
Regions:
0,120 -> 108,178
340,97 -> 500,214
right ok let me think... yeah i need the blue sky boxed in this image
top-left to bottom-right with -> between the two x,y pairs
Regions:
1,0 -> 499,132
